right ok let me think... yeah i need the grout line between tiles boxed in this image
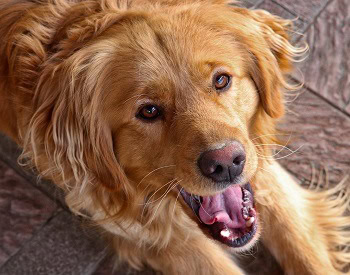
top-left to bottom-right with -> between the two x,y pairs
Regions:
291,76 -> 350,119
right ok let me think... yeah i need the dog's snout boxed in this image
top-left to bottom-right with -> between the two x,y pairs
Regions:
198,141 -> 246,183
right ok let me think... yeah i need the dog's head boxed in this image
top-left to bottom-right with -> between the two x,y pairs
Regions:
17,0 -> 305,251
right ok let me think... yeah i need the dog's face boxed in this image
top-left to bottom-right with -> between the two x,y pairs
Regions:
104,13 -> 260,193
22,1 -> 300,253
96,4 -> 295,250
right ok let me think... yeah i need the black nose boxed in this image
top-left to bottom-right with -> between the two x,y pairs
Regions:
198,141 -> 246,183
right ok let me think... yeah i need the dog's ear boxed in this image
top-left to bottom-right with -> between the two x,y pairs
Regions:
25,48 -> 128,192
16,9 -> 132,214
239,9 -> 307,118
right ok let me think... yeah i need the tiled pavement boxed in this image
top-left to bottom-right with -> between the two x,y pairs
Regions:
0,0 -> 349,274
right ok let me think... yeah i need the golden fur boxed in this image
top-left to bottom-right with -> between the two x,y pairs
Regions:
0,0 -> 349,274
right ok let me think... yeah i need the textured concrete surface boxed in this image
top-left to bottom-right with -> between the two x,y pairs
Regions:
93,255 -> 156,275
257,0 -> 308,39
0,160 -> 58,267
0,211 -> 106,275
294,0 -> 350,115
0,0 -> 349,274
279,88 -> 350,185
0,132 -> 65,206
240,0 -> 264,8
271,0 -> 330,23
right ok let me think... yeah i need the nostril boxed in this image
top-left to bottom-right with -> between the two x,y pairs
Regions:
233,154 -> 245,166
197,140 -> 246,183
214,165 -> 223,175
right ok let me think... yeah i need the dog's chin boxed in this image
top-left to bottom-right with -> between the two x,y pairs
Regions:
179,182 -> 259,250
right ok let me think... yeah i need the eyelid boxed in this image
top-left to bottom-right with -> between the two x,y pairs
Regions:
136,103 -> 163,122
212,71 -> 232,92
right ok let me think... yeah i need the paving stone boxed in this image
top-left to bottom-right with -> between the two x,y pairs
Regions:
294,0 -> 350,115
278,88 -> 350,185
0,211 -> 106,275
271,0 -> 330,23
0,159 -> 58,268
0,132 -> 65,206
239,0 -> 264,8
93,254 -> 156,275
236,241 -> 283,275
257,0 -> 308,41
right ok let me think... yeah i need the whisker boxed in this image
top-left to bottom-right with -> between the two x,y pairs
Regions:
137,165 -> 176,188
251,133 -> 291,141
140,178 -> 177,206
190,194 -> 203,224
257,145 -> 304,160
140,179 -> 177,221
146,181 -> 181,227
171,187 -> 183,225
255,144 -> 295,157
270,133 -> 292,158
255,134 -> 292,158
197,195 -> 213,219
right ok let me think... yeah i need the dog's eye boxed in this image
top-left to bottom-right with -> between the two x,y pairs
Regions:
213,73 -> 231,91
137,105 -> 161,121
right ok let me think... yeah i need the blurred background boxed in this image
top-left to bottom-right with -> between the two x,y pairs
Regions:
0,0 -> 349,274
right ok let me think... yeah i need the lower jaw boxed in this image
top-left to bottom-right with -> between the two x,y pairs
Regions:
209,222 -> 258,248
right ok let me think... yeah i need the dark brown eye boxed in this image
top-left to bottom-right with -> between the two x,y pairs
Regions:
137,105 -> 161,121
214,73 -> 231,91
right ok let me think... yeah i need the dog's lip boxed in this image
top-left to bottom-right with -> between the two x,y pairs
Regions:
179,183 -> 257,248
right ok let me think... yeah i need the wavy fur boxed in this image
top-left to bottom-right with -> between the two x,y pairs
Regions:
0,0 -> 349,274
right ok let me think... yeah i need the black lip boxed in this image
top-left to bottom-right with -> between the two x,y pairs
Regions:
179,188 -> 201,216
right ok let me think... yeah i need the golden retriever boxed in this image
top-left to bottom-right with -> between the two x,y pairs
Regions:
0,0 -> 349,274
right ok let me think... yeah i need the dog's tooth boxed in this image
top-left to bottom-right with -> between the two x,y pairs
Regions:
246,217 -> 255,227
230,235 -> 237,241
220,228 -> 230,238
242,201 -> 250,206
248,208 -> 256,217
242,207 -> 249,220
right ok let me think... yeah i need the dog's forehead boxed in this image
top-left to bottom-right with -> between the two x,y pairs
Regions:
125,14 -> 248,101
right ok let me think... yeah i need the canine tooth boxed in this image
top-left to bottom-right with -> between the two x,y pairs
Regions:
246,217 -> 255,227
242,207 -> 249,219
242,201 -> 250,206
220,228 -> 230,238
230,235 -> 238,241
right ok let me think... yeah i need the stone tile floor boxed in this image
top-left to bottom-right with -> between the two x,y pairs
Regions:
0,0 -> 349,274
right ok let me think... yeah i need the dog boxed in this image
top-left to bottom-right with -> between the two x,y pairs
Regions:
1,0 -> 350,274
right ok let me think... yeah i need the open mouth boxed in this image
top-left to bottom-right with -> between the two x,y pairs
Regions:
179,183 -> 257,248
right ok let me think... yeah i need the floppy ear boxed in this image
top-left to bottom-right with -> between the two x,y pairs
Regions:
24,43 -> 127,191
243,9 -> 307,118
13,8 -> 132,214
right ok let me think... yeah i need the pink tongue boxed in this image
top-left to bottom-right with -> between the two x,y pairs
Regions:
199,185 -> 246,228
